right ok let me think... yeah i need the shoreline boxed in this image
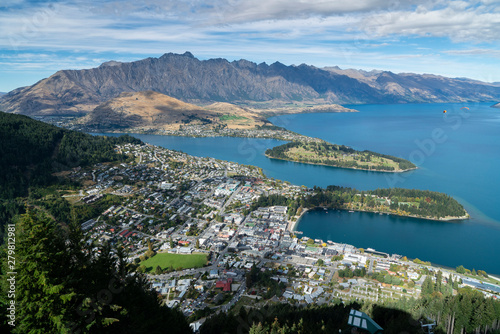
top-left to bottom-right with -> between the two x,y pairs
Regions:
93,129 -> 467,224
348,207 -> 470,222
288,208 -> 309,232
265,153 -> 417,174
91,128 -> 418,174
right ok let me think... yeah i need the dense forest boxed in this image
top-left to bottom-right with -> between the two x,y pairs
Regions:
0,111 -> 142,199
365,188 -> 468,219
253,186 -> 467,220
0,111 -> 142,241
265,141 -> 416,171
0,210 -> 191,333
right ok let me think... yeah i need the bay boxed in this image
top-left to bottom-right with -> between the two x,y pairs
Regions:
298,209 -> 499,274
96,102 -> 500,275
270,102 -> 500,275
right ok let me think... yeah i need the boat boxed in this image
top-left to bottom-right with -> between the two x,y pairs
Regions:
348,210 -> 354,213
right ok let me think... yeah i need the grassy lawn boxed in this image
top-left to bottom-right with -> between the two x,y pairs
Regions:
287,146 -> 400,170
142,252 -> 208,272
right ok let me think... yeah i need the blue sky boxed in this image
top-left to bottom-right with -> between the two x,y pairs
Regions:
1,0 -> 500,92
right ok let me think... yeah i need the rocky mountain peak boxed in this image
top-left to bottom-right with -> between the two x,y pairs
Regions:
1,52 -> 500,116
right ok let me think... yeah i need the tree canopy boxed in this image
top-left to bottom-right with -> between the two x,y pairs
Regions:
0,111 -> 142,199
0,209 -> 190,333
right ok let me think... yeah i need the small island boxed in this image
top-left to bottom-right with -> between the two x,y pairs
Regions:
265,140 -> 416,172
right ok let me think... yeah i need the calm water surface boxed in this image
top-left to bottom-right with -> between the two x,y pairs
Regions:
99,102 -> 500,274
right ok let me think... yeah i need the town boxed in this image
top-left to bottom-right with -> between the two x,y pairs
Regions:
68,142 -> 500,331
33,115 -> 323,143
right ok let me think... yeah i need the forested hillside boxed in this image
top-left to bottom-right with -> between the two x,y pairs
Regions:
0,111 -> 141,199
0,111 -> 142,242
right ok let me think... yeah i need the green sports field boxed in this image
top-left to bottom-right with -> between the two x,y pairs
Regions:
142,252 -> 208,272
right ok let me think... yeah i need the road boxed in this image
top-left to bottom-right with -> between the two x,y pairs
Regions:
368,258 -> 375,274
219,185 -> 242,214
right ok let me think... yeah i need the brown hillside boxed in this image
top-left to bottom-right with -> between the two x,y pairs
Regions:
79,91 -> 269,131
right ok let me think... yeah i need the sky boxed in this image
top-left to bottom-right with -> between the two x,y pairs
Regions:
1,0 -> 500,92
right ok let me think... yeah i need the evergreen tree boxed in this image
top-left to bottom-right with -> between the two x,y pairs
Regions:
436,270 -> 443,293
422,276 -> 434,296
1,209 -> 191,334
249,322 -> 266,334
11,210 -> 77,333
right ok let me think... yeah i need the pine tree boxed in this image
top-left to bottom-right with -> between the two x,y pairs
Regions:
12,210 -> 77,334
436,270 -> 443,293
422,276 -> 434,296
2,209 -> 191,334
249,322 -> 266,334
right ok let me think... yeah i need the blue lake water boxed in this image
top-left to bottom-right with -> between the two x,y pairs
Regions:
98,102 -> 500,275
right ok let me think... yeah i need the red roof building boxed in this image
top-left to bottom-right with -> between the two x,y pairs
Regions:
215,278 -> 233,292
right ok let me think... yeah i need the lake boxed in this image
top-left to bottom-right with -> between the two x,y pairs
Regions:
98,102 -> 500,275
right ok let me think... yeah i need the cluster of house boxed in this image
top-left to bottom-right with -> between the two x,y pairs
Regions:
72,142 -> 500,325
282,286 -> 325,304
156,124 -> 323,143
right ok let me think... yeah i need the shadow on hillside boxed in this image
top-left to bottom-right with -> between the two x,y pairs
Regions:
371,305 -> 431,334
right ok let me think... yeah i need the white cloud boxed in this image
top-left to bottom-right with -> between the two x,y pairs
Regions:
1,0 -> 500,90
445,48 -> 500,57
360,1 -> 500,41
1,0 -> 499,55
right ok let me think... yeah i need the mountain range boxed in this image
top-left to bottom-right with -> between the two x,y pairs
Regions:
2,51 -> 500,116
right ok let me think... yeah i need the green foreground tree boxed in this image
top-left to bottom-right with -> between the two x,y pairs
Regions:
0,209 -> 190,334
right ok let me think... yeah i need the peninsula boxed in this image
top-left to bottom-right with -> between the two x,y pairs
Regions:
265,140 -> 416,172
38,92 -> 416,174
287,186 -> 469,230
43,91 -> 415,174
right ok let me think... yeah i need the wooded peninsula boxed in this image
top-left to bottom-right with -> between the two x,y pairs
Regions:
252,186 -> 469,222
265,140 -> 417,172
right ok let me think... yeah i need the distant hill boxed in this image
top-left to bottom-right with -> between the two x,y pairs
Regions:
0,111 -> 141,198
491,102 -> 500,108
323,66 -> 500,103
79,90 -> 271,130
2,52 -> 500,116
